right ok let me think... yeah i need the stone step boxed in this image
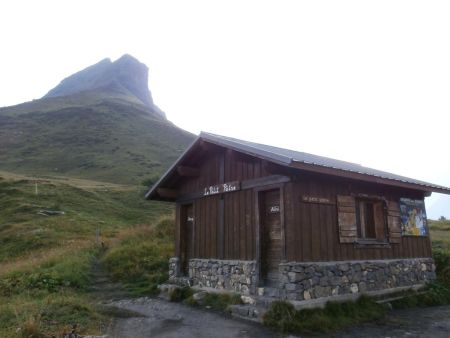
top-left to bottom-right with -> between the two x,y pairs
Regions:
374,288 -> 427,304
229,304 -> 265,323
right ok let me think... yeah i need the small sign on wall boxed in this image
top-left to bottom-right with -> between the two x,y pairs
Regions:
203,181 -> 240,196
301,196 -> 333,204
269,205 -> 280,213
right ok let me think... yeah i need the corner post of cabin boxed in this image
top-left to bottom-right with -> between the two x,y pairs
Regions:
254,188 -> 261,289
218,150 -> 225,259
172,203 -> 182,278
279,185 -> 286,262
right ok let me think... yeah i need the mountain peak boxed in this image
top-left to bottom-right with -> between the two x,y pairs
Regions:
115,54 -> 139,63
43,55 -> 165,118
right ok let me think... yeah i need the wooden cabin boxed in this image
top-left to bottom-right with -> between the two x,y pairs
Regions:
147,132 -> 450,301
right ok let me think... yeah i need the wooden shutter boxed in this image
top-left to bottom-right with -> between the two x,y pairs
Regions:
387,200 -> 401,243
337,195 -> 357,243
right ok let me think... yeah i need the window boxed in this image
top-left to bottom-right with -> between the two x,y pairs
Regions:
356,199 -> 386,241
337,195 -> 399,245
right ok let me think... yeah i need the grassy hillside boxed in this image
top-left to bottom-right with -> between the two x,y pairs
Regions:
0,173 -> 173,336
429,219 -> 450,250
0,91 -> 194,184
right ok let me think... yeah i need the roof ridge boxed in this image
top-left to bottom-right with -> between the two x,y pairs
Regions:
200,131 -> 293,163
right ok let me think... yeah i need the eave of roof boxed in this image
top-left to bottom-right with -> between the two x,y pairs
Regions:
145,131 -> 450,200
145,135 -> 202,200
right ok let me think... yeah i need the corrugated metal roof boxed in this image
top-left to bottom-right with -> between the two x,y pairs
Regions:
200,132 -> 450,193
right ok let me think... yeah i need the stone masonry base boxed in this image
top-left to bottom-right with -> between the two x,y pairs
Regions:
167,257 -> 435,301
189,259 -> 258,295
279,258 -> 436,301
168,257 -> 257,295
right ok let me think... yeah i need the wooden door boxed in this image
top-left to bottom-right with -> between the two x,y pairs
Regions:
180,204 -> 194,276
260,189 -> 282,286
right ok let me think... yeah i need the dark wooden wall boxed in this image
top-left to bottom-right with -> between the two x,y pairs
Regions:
284,172 -> 432,262
178,149 -> 265,260
223,189 -> 255,260
176,146 -> 433,262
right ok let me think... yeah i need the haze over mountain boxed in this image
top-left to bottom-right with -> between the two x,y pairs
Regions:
0,55 -> 194,184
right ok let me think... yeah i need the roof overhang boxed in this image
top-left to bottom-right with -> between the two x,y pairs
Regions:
145,135 -> 202,201
289,161 -> 449,195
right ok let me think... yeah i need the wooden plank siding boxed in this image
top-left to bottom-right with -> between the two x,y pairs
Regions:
179,149 -> 262,260
284,172 -> 432,262
176,147 -> 432,263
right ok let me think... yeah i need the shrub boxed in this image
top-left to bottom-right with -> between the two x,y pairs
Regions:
434,249 -> 450,283
263,301 -> 296,333
169,287 -> 194,302
18,314 -> 44,338
201,293 -> 242,311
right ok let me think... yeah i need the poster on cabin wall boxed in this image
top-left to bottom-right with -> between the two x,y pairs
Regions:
400,198 -> 428,236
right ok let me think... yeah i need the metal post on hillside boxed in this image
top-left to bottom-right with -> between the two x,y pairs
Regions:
96,226 -> 101,246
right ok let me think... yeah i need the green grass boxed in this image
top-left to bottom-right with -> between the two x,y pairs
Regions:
0,175 -> 172,337
429,219 -> 450,250
0,244 -> 108,337
169,287 -> 196,303
200,293 -> 243,311
263,296 -> 386,335
101,218 -> 175,295
0,292 -> 109,337
0,177 -> 171,263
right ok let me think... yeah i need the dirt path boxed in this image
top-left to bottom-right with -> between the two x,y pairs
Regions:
108,297 -> 281,338
88,258 -> 132,301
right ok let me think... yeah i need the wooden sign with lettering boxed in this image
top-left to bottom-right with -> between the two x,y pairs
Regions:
301,196 -> 333,205
203,181 -> 240,196
269,205 -> 280,213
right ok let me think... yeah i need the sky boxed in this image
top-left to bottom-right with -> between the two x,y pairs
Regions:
0,0 -> 449,218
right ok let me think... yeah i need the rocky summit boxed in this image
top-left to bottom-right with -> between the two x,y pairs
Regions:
0,55 -> 194,183
44,54 -> 165,119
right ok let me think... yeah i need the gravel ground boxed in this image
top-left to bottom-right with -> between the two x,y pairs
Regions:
107,297 -> 450,338
315,304 -> 450,338
108,297 -> 281,338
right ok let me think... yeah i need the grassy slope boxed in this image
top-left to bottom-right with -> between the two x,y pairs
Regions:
0,91 -> 194,184
0,173 -> 172,337
429,219 -> 450,250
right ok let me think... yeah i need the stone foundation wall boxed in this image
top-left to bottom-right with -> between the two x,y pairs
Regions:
279,258 -> 436,301
168,257 -> 192,286
189,259 -> 258,295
